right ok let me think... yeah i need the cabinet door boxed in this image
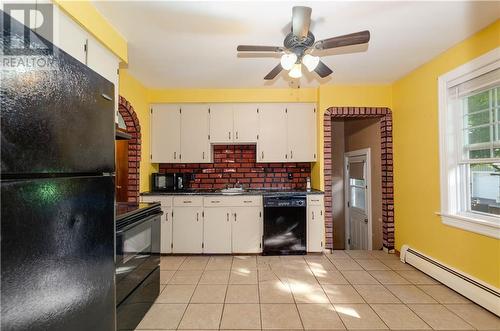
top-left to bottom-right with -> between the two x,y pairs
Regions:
203,207 -> 232,253
307,195 -> 324,252
232,207 -> 262,253
181,104 -> 211,163
161,207 -> 173,254
287,104 -> 317,162
53,7 -> 87,64
234,104 -> 258,143
209,104 -> 234,143
257,104 -> 288,162
172,206 -> 203,253
151,105 -> 181,163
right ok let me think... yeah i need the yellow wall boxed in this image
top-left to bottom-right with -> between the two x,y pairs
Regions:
119,69 -> 155,192
53,0 -> 128,62
392,20 -> 500,288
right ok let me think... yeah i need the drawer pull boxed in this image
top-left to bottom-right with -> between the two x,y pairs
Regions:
243,200 -> 252,203
211,200 -> 220,203
183,201 -> 192,204
311,199 -> 319,202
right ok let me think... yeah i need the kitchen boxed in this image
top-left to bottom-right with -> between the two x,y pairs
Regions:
1,1 -> 500,331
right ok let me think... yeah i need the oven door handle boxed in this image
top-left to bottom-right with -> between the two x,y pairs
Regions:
116,212 -> 162,235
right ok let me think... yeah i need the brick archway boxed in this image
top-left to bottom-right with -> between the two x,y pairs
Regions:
118,96 -> 141,202
323,107 -> 394,251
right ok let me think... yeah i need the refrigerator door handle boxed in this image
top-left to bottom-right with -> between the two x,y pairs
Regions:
101,93 -> 113,101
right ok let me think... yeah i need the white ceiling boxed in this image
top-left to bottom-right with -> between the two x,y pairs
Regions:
93,1 -> 499,89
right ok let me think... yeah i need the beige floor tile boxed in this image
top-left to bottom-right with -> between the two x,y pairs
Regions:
178,303 -> 223,330
179,258 -> 209,271
418,285 -> 470,304
346,250 -> 376,260
199,270 -> 230,284
220,304 -> 261,330
259,281 -> 294,303
408,304 -> 474,330
381,259 -> 416,271
386,285 -> 437,304
370,270 -> 411,284
356,259 -> 390,271
258,269 -> 288,284
371,304 -> 431,330
297,303 -> 346,330
136,303 -> 186,330
323,284 -> 365,303
313,269 -> 349,285
169,270 -> 203,285
206,256 -> 233,270
353,284 -> 400,303
370,250 -> 400,260
225,284 -> 259,303
156,284 -> 196,303
330,258 -> 363,271
190,284 -> 227,303
160,270 -> 175,284
232,256 -> 257,270
306,259 -> 337,271
261,304 -> 303,329
328,250 -> 351,259
397,270 -> 439,285
230,269 -> 258,284
445,304 -> 500,330
333,303 -> 388,329
160,256 -> 186,270
290,283 -> 330,303
341,270 -> 379,284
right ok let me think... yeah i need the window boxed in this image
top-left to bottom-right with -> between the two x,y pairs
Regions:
439,48 -> 500,238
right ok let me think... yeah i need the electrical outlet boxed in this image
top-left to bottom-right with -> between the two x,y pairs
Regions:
288,172 -> 293,180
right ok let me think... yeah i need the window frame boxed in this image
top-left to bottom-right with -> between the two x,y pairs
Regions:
438,47 -> 500,239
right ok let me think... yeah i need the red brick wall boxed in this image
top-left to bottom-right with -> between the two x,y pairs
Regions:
159,145 -> 311,190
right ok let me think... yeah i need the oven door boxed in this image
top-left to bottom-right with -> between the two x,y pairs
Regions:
116,211 -> 161,306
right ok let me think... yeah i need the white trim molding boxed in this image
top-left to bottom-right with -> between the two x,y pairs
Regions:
438,47 -> 500,239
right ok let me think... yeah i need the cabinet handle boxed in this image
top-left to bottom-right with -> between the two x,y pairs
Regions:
227,213 -> 229,222
202,151 -> 205,159
229,131 -> 231,140
174,151 -> 177,159
165,213 -> 168,222
290,150 -> 293,159
196,212 -> 199,222
285,154 -> 288,159
234,213 -> 237,222
312,211 -> 315,220
261,151 -> 264,159
236,131 -> 238,139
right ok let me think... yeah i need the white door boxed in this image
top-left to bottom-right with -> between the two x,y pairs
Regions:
287,104 -> 317,162
346,153 -> 371,250
203,207 -> 232,253
307,195 -> 324,252
181,104 -> 211,163
234,104 -> 259,143
232,207 -> 262,253
53,7 -> 87,64
151,105 -> 181,163
209,104 -> 234,143
161,207 -> 173,254
172,206 -> 203,253
257,104 -> 288,162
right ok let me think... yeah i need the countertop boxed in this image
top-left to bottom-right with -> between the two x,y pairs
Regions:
115,201 -> 161,222
141,188 -> 324,196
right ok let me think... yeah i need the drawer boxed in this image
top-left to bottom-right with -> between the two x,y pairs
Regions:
307,194 -> 324,206
230,195 -> 262,207
203,196 -> 234,207
141,195 -> 173,207
203,195 -> 262,207
173,196 -> 203,207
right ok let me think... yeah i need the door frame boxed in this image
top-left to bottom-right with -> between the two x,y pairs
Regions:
344,148 -> 372,250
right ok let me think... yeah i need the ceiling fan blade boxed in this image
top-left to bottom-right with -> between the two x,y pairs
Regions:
315,30 -> 370,50
292,6 -> 312,39
314,60 -> 333,78
237,45 -> 283,52
264,63 -> 283,80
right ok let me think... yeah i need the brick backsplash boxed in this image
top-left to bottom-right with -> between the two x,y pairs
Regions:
159,145 -> 311,190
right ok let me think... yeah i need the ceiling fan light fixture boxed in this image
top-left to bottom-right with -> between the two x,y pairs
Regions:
288,63 -> 302,78
280,53 -> 297,70
302,54 -> 320,72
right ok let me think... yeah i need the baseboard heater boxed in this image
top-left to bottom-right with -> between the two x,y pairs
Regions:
400,245 -> 500,316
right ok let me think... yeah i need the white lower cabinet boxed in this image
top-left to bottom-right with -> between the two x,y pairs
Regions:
172,197 -> 203,253
141,196 -> 173,254
203,206 -> 232,253
232,206 -> 262,253
307,195 -> 325,252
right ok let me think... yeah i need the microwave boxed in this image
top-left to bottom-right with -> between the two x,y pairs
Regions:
151,173 -> 190,192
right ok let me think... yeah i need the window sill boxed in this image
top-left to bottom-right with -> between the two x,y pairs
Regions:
437,212 -> 500,239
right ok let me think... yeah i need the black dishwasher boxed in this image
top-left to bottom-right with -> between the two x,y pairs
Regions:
263,195 -> 307,255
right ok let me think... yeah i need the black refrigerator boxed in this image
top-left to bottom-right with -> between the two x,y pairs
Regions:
1,12 -> 116,331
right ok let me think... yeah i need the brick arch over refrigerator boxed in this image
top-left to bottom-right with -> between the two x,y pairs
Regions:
323,107 -> 394,251
118,96 -> 141,202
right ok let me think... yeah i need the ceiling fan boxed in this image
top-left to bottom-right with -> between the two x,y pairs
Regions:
237,6 -> 370,80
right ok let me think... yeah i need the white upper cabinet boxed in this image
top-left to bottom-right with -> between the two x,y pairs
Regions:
234,104 -> 259,143
151,104 -> 181,163
180,104 -> 211,163
287,103 -> 317,162
257,104 -> 288,162
209,104 -> 234,143
53,7 -> 87,64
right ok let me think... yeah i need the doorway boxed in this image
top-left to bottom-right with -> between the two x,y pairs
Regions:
344,149 -> 372,250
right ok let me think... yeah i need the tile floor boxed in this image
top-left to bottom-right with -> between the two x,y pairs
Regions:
136,250 -> 500,330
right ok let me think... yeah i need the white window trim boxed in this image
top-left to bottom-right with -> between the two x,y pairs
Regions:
438,47 -> 500,239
